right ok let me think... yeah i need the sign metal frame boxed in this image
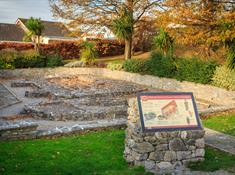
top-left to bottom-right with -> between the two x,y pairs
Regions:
137,92 -> 202,132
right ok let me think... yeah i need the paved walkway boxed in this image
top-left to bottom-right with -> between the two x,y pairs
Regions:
0,80 -> 47,117
205,128 -> 235,155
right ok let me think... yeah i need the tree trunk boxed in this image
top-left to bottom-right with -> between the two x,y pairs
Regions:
125,38 -> 132,60
34,36 -> 39,53
34,35 -> 41,54
125,0 -> 133,60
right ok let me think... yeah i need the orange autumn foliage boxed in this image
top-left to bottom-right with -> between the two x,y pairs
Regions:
156,0 -> 235,49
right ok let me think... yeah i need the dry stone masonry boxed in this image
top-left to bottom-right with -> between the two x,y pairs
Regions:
0,75 -> 146,140
124,98 -> 205,174
19,75 -> 146,121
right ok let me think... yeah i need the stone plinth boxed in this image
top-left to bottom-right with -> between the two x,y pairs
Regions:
124,98 -> 205,174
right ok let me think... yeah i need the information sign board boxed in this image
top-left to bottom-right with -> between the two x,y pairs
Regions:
137,92 -> 202,132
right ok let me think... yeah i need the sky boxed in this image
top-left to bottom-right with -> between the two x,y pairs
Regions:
0,0 -> 57,23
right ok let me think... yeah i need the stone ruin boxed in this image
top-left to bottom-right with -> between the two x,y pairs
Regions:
0,73 -> 222,141
124,98 -> 205,174
0,75 -> 147,140
21,75 -> 146,121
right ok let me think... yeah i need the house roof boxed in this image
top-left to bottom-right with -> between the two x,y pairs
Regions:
17,18 -> 70,37
0,23 -> 25,41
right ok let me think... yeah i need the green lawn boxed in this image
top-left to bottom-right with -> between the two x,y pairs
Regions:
0,129 -> 149,175
189,146 -> 235,172
202,114 -> 235,136
0,129 -> 235,175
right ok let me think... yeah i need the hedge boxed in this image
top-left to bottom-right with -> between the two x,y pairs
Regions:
122,52 -> 218,84
0,40 -> 124,59
0,50 -> 62,69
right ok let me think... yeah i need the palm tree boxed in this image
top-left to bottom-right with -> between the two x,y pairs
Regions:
24,17 -> 44,53
112,7 -> 134,60
153,28 -> 174,57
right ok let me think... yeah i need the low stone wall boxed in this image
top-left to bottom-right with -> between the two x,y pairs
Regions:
0,121 -> 38,140
0,119 -> 126,141
1,67 -> 235,106
124,98 -> 205,174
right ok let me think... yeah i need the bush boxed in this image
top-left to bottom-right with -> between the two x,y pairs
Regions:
13,51 -> 46,68
0,50 -> 18,69
80,42 -> 98,64
106,61 -> 123,71
95,40 -> 124,57
0,50 -> 63,69
212,66 -> 235,90
46,55 -> 63,67
175,58 -> 218,84
123,59 -> 148,73
121,52 -> 217,84
147,52 -> 176,78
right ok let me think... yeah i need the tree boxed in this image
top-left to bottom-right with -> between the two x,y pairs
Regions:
24,17 -> 44,53
49,0 -> 161,59
157,0 -> 235,61
112,7 -> 134,59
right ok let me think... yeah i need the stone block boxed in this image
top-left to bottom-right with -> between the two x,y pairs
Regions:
156,144 -> 168,151
132,142 -> 155,153
186,130 -> 205,139
176,151 -> 192,160
149,151 -> 165,161
144,160 -> 156,170
169,138 -> 187,151
127,139 -> 135,148
156,162 -> 173,170
132,151 -> 148,161
164,151 -> 177,162
195,149 -> 205,157
195,138 -> 205,148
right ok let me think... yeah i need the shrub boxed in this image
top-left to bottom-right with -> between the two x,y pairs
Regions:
212,65 -> 235,90
80,42 -> 98,64
107,61 -> 123,71
0,59 -> 14,69
121,52 -> 217,84
175,58 -> 218,84
0,50 -> 18,69
40,41 -> 82,59
13,51 -> 46,68
123,59 -> 148,73
147,52 -> 176,78
46,55 -> 63,67
95,40 -> 124,57
0,50 -> 63,69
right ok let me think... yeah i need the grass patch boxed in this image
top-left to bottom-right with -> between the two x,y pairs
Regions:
202,114 -> 235,136
0,129 -> 235,174
189,146 -> 235,172
0,129 -> 150,175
